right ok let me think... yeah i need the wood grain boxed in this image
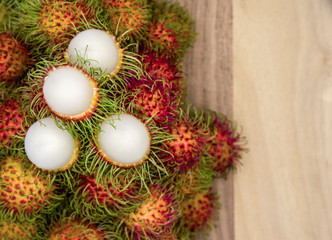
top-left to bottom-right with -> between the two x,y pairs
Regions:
169,0 -> 234,239
234,0 -> 332,239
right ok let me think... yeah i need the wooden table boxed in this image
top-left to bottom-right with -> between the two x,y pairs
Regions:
177,0 -> 332,239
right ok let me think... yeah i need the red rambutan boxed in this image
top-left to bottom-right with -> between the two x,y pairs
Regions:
207,113 -> 246,178
0,32 -> 30,83
162,108 -> 209,173
124,185 -> 180,240
146,2 -> 196,59
127,74 -> 181,124
180,190 -> 219,235
0,98 -> 26,147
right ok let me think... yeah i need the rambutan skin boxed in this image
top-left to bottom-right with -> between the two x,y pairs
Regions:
125,185 -> 180,240
47,217 -> 105,240
0,98 -> 26,147
11,0 -> 100,54
103,0 -> 152,39
0,156 -> 57,214
78,173 -> 141,209
127,74 -> 181,124
146,2 -> 196,59
0,32 -> 30,82
0,219 -> 38,240
206,113 -> 246,178
161,110 -> 210,173
180,191 -> 219,234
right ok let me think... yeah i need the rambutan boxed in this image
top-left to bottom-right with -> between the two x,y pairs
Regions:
162,108 -> 210,173
146,1 -> 196,59
180,190 -> 219,236
102,0 -> 152,40
124,184 -> 180,240
47,216 -> 106,240
11,0 -> 99,54
140,50 -> 185,96
72,171 -> 143,219
0,208 -> 47,240
127,74 -> 181,124
0,31 -> 30,83
0,155 -> 63,215
0,97 -> 26,148
206,112 -> 246,178
174,159 -> 215,199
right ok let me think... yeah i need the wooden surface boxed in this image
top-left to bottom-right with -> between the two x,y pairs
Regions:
234,0 -> 332,239
171,0 -> 234,239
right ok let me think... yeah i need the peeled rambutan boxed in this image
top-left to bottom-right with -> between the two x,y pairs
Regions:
24,117 -> 80,171
0,31 -> 30,83
146,1 -> 196,59
180,190 -> 219,235
103,0 -> 152,40
0,97 -> 26,148
207,113 -> 246,178
0,155 -> 63,215
124,184 -> 180,240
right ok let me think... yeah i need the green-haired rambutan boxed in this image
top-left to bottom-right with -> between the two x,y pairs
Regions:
0,31 -> 30,83
126,74 -> 181,124
71,171 -> 144,219
0,218 -> 37,240
146,1 -> 196,59
0,208 -> 47,240
174,159 -> 215,199
206,112 -> 247,178
0,97 -> 26,149
0,155 -> 64,215
162,108 -> 210,173
102,0 -> 152,40
47,216 -> 106,240
123,184 -> 180,240
11,0 -> 100,54
180,190 -> 219,236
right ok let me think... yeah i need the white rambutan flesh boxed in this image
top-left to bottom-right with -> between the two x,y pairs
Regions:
98,114 -> 150,166
24,117 -> 76,171
43,66 -> 95,118
67,29 -> 120,74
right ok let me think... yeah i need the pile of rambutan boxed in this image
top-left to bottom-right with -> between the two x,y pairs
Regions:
0,0 -> 246,239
